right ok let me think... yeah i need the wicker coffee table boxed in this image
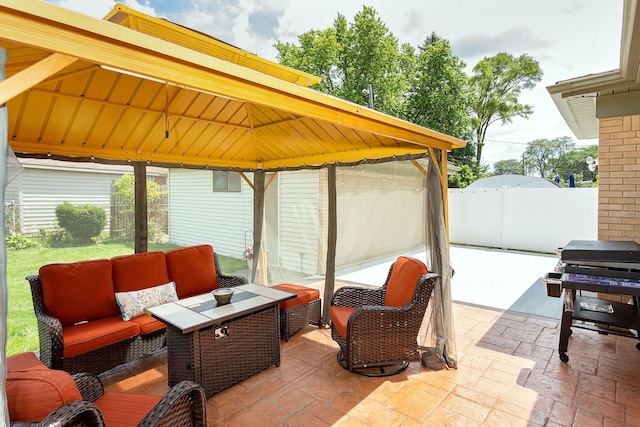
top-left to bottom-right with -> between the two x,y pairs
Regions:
146,283 -> 294,397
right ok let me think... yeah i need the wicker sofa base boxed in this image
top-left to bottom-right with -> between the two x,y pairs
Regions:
57,329 -> 167,376
280,298 -> 322,341
166,305 -> 280,397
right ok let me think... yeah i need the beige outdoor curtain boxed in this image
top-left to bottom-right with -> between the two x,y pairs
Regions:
419,150 -> 458,370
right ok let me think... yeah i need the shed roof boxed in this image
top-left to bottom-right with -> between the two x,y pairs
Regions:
0,1 -> 465,171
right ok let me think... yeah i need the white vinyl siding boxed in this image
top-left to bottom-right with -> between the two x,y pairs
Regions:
278,170 -> 322,274
168,166 -> 427,276
7,167 -> 122,234
168,169 -> 253,259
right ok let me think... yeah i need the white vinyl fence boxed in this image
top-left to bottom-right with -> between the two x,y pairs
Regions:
448,187 -> 598,253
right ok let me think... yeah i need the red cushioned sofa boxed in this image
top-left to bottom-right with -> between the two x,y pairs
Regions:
26,244 -> 246,376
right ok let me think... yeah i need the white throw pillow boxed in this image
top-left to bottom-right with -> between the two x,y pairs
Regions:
115,282 -> 178,321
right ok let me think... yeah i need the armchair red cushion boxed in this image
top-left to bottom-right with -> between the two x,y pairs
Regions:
6,351 -> 48,372
95,392 -> 162,427
329,306 -> 355,339
383,256 -> 428,307
6,369 -> 82,422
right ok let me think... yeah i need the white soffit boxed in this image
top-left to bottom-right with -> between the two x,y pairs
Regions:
565,95 -> 599,139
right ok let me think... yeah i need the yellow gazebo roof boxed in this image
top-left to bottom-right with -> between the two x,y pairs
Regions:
0,0 -> 465,171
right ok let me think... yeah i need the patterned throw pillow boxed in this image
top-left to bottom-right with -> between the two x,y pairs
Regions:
115,282 -> 178,321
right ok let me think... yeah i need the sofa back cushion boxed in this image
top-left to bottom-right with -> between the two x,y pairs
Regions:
40,259 -> 118,326
111,251 -> 170,293
383,256 -> 428,307
166,244 -> 220,298
6,369 -> 82,422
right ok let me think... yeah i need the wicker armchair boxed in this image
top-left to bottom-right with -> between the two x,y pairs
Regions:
10,372 -> 207,427
330,256 -> 438,376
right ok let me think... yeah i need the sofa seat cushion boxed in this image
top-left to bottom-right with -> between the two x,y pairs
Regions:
6,352 -> 48,372
383,256 -> 428,307
40,259 -> 119,326
272,283 -> 320,310
6,369 -> 82,422
115,281 -> 178,321
111,251 -> 170,293
329,306 -> 356,339
130,314 -> 166,335
63,317 -> 140,358
166,244 -> 220,298
95,392 -> 162,427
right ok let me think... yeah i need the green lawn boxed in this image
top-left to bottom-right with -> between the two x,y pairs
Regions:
6,242 -> 246,356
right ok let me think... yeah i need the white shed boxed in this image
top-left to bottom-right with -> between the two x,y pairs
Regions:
6,159 -> 167,234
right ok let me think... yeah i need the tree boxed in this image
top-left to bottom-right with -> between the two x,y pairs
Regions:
493,159 -> 523,175
112,174 -> 168,242
557,144 -> 599,184
405,33 -> 472,140
275,6 -> 409,116
470,52 -> 543,167
274,28 -> 339,94
448,164 -> 477,188
524,136 -> 575,178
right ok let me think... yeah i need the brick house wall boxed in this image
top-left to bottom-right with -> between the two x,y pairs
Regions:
598,115 -> 640,242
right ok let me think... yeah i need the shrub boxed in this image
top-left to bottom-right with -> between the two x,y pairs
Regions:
6,233 -> 37,250
55,201 -> 107,243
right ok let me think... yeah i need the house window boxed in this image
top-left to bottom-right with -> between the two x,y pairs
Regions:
213,171 -> 241,192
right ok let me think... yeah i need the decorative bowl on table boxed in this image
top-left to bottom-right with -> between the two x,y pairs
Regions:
212,288 -> 234,305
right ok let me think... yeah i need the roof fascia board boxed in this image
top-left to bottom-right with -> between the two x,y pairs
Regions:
0,1 -> 465,153
547,69 -> 626,98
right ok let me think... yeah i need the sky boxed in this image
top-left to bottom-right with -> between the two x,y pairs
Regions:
45,0 -> 624,169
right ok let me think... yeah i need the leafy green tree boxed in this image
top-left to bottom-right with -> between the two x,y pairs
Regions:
112,174 -> 168,242
405,33 -> 472,140
448,164 -> 477,188
493,159 -> 523,175
274,28 -> 339,94
470,52 -> 543,167
55,201 -> 106,243
275,6 -> 408,116
557,145 -> 599,184
524,136 -> 575,178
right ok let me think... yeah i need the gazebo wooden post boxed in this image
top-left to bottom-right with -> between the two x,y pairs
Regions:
134,161 -> 148,254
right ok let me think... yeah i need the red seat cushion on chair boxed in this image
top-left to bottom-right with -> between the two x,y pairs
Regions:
329,306 -> 356,338
166,244 -> 220,298
383,256 -> 428,307
6,369 -> 82,422
95,392 -> 162,427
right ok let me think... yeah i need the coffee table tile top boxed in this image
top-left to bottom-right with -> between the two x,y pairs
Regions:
146,284 -> 294,334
